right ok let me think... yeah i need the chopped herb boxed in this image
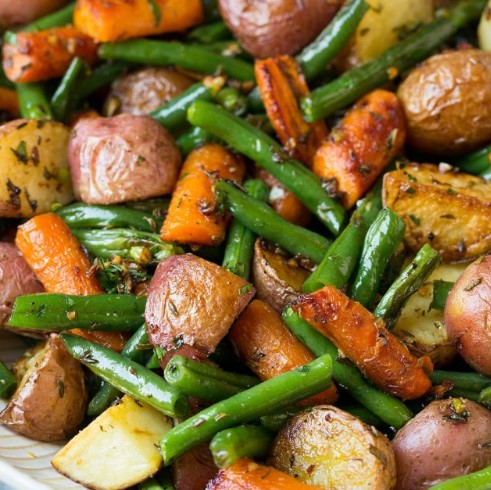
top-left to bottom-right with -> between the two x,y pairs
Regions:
239,284 -> 253,296
408,214 -> 420,225
147,0 -> 162,26
56,377 -> 65,398
464,277 -> 482,292
11,140 -> 28,164
447,188 -> 458,196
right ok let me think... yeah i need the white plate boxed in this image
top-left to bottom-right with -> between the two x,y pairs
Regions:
0,331 -> 85,490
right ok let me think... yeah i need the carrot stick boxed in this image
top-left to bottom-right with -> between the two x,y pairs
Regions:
2,27 -> 98,83
0,86 -> 19,116
207,459 -> 323,490
255,56 -> 328,166
15,213 -> 127,351
291,286 -> 433,400
230,299 -> 337,406
313,89 -> 406,209
161,143 -> 245,246
74,0 -> 204,42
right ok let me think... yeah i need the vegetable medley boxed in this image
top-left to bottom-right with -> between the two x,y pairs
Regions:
2,0 -> 491,489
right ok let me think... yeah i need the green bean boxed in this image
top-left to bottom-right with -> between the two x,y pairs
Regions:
21,3 -> 74,32
203,0 -> 220,22
0,361 -> 17,399
431,280 -> 455,311
160,354 -> 333,464
146,350 -> 162,370
56,202 -> 163,232
430,370 -> 491,392
215,180 -> 331,264
480,166 -> 491,181
51,57 -> 88,121
222,179 -> 270,279
71,228 -> 183,264
282,307 -> 413,428
297,0 -> 369,81
247,87 -> 265,114
342,405 -> 386,427
302,179 -> 382,293
164,355 -> 259,403
188,21 -> 232,44
350,208 -> 406,309
301,0 -> 487,121
204,41 -> 251,61
99,40 -> 255,82
374,244 -> 441,329
61,334 -> 189,418
88,325 -> 152,416
0,65 -> 14,89
123,197 -> 169,214
479,383 -> 491,407
9,293 -> 146,332
138,477 -> 165,490
210,425 -> 274,468
175,127 -> 213,156
428,465 -> 491,490
16,83 -> 53,119
215,86 -> 248,116
189,100 -> 346,235
259,407 -> 302,432
455,144 -> 491,175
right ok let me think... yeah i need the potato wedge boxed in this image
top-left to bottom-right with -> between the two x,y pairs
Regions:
383,164 -> 491,262
269,405 -> 396,490
0,119 -> 73,218
392,262 -> 466,367
52,395 -> 173,490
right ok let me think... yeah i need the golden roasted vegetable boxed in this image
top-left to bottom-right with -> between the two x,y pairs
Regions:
52,395 -> 173,490
383,164 -> 491,262
0,335 -> 87,442
269,405 -> 396,490
0,119 -> 73,218
478,2 -> 491,51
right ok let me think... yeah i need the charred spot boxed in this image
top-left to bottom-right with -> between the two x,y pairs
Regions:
24,188 -> 37,212
5,178 -> 21,210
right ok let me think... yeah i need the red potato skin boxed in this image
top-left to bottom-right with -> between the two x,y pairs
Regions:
0,242 -> 44,326
0,0 -> 69,31
68,115 -> 181,204
173,443 -> 218,490
393,399 -> 491,490
444,255 -> 491,375
145,254 -> 255,366
218,0 -> 342,59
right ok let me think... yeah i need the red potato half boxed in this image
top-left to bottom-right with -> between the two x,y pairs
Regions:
444,255 -> 491,375
68,114 -> 181,204
0,0 -> 69,31
393,398 -> 491,490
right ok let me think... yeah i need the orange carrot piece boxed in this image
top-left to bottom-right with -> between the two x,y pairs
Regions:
255,55 -> 328,166
161,144 -> 245,246
254,167 -> 310,227
0,87 -> 19,116
291,286 -> 433,400
313,89 -> 406,209
2,27 -> 98,83
206,459 -> 323,490
74,0 -> 204,42
230,299 -> 337,406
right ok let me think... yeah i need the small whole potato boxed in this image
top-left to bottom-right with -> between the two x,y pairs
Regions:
218,0 -> 342,59
444,255 -> 491,375
397,49 -> 491,156
393,398 -> 491,490
0,0 -> 69,31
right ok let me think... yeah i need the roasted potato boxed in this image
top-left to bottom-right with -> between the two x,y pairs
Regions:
269,405 -> 396,490
52,395 -> 173,490
251,238 -> 310,313
397,49 -> 491,156
0,335 -> 87,441
445,255 -> 491,375
0,119 -> 74,218
173,444 -> 218,490
392,261 -> 466,367
104,67 -> 194,116
218,0 -> 342,59
383,164 -> 491,262
392,398 -> 491,490
0,0 -> 69,31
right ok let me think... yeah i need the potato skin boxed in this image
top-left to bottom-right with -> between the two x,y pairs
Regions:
68,114 -> 181,204
105,67 -> 193,116
218,0 -> 342,59
444,255 -> 491,375
0,0 -> 69,31
269,405 -> 396,490
392,398 -> 491,490
397,49 -> 491,156
0,335 -> 87,441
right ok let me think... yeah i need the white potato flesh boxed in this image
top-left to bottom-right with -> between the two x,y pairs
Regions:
52,395 -> 173,490
478,2 -> 491,51
355,0 -> 433,62
392,262 -> 467,367
0,119 -> 74,218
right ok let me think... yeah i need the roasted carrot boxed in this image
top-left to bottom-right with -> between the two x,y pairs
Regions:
254,167 -> 310,227
291,286 -> 433,400
255,56 -> 328,166
161,143 -> 245,246
74,0 -> 204,43
15,213 -> 127,351
230,299 -> 337,406
206,459 -> 323,490
313,89 -> 406,209
2,27 -> 98,83
0,87 -> 19,117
